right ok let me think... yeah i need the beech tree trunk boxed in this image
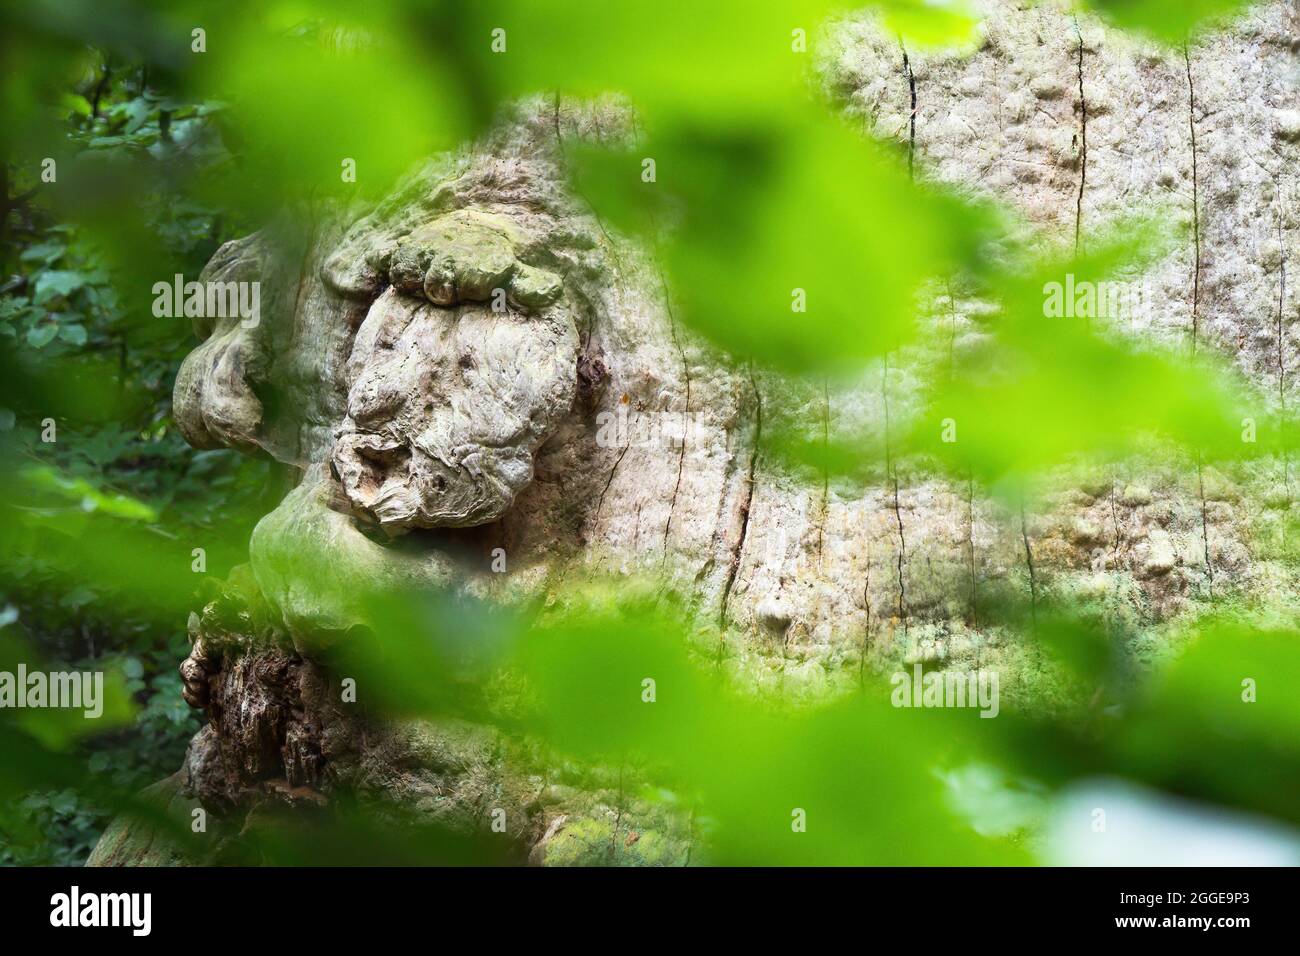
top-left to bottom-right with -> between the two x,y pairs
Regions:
90,0 -> 1300,866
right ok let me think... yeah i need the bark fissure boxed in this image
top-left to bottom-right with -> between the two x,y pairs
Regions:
817,380 -> 830,569
1185,44 -> 1202,355
966,474 -> 977,626
1019,495 -> 1038,628
1109,475 -> 1123,562
901,42 -> 917,180
660,266 -> 692,559
883,354 -> 906,627
859,534 -> 873,685
1196,453 -> 1215,596
945,278 -> 958,382
1279,215 -> 1293,526
1278,217 -> 1287,405
719,365 -> 762,628
1073,18 -> 1088,256
594,441 -> 630,525
889,44 -> 913,623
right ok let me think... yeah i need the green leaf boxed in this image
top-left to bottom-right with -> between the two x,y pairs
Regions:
57,323 -> 87,346
32,270 -> 85,304
578,114 -> 997,372
1081,0 -> 1252,42
60,93 -> 91,118
59,585 -> 97,610
19,465 -> 159,522
19,242 -> 65,265
26,323 -> 58,349
0,295 -> 29,321
880,0 -> 983,47
122,98 -> 152,134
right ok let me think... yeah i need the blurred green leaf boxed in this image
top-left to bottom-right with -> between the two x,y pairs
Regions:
33,270 -> 86,302
577,114 -> 999,373
25,323 -> 59,349
1081,0 -> 1253,43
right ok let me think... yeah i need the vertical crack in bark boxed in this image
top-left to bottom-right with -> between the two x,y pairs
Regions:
966,473 -> 978,626
817,379 -> 830,569
659,266 -> 691,561
1196,452 -> 1215,596
719,363 -> 762,629
1109,475 -> 1123,563
881,43 -> 914,630
883,353 -> 907,628
555,86 -> 644,531
558,90 -> 640,540
1278,217 -> 1287,404
901,42 -> 917,180
883,42 -> 914,630
945,277 -> 959,382
1106,466 -> 1125,618
594,441 -> 630,525
1277,215 -> 1293,527
859,533 -> 873,686
1184,44 -> 1202,356
610,764 -> 625,863
1073,17 -> 1088,258
1019,494 -> 1038,629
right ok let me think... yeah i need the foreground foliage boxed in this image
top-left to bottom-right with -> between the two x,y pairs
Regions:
1,0 -> 1293,864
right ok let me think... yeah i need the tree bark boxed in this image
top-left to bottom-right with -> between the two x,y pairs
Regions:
92,0 -> 1300,865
